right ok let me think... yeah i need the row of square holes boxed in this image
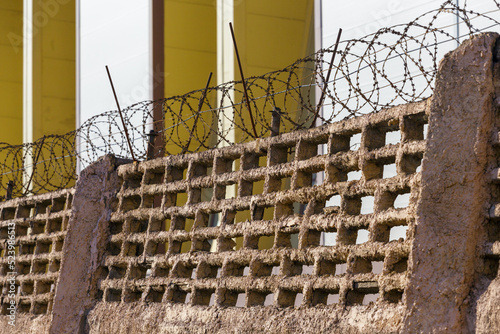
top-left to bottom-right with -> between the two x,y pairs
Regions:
106,221 -> 408,257
101,253 -> 408,283
101,285 -> 396,307
100,256 -> 407,306
0,239 -> 64,259
0,197 -> 71,316
0,258 -> 62,276
120,181 -> 412,217
120,155 -> 422,209
0,299 -> 50,315
0,218 -> 66,240
1,279 -> 56,297
0,196 -> 72,221
109,188 -> 411,256
121,119 -> 428,190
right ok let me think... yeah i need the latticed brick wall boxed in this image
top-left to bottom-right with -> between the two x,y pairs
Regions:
98,101 -> 427,310
0,189 -> 74,329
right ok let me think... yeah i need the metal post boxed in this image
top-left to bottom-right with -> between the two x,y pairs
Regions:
147,130 -> 158,160
229,22 -> 258,138
6,181 -> 13,200
271,107 -> 282,137
105,65 -> 137,162
311,28 -> 342,128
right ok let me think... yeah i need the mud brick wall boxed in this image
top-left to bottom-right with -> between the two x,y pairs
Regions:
2,32 -> 500,334
81,99 -> 426,333
0,189 -> 74,333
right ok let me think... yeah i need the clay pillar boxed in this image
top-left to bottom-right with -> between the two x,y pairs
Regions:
50,155 -> 126,333
402,33 -> 499,333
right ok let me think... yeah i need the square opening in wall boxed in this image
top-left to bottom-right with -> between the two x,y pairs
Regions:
51,197 -> 66,212
312,171 -> 325,186
129,264 -> 150,279
175,192 -> 188,207
235,209 -> 251,224
146,240 -> 167,256
107,288 -> 122,302
350,133 -> 362,151
322,231 -> 337,246
360,196 -> 374,215
108,265 -> 127,279
252,179 -> 265,196
385,289 -> 404,303
371,261 -> 384,274
36,241 -> 52,254
201,188 -> 214,202
109,221 -> 124,235
383,163 -> 397,179
385,130 -> 401,145
33,302 -> 48,315
129,219 -> 148,233
124,242 -> 144,257
154,264 -> 170,277
107,241 -> 122,256
233,236 -> 244,251
121,195 -> 141,212
335,263 -> 347,276
36,281 -> 52,294
355,229 -> 370,244
394,193 -> 410,209
32,260 -> 49,274
293,202 -> 308,216
258,235 -> 274,250
225,183 -> 238,199
325,194 -> 341,213
312,288 -> 340,306
146,287 -> 165,303
389,225 -> 408,241
192,288 -> 215,306
144,168 -> 165,185
347,169 -> 362,181
219,289 -> 241,307
277,289 -> 300,308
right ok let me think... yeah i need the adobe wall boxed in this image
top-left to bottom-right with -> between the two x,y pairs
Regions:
0,32 -> 499,333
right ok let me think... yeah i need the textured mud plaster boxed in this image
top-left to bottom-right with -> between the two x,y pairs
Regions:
474,37 -> 500,334
50,155 -> 127,333
402,33 -> 499,333
86,302 -> 406,334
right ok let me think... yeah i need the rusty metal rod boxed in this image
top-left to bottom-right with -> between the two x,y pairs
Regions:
105,65 -> 137,162
24,136 -> 45,196
311,28 -> 342,128
6,181 -> 13,200
229,22 -> 258,138
183,72 -> 213,154
198,72 -> 212,113
146,130 -> 158,160
271,107 -> 282,137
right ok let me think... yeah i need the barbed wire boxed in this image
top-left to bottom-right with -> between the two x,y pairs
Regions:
0,0 -> 498,199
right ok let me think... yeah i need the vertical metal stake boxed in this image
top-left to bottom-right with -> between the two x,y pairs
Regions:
183,72 -> 213,154
6,181 -> 13,200
147,130 -> 158,160
311,28 -> 342,128
229,22 -> 258,138
271,107 -> 282,137
105,65 -> 137,162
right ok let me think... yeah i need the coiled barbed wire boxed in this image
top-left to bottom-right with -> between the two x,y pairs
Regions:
0,0 -> 498,199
